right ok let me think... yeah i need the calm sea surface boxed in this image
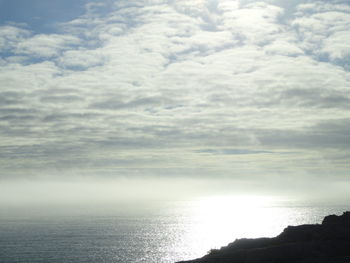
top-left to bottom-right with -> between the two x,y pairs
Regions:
0,197 -> 349,263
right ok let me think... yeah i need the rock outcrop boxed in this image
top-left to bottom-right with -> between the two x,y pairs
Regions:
177,211 -> 350,263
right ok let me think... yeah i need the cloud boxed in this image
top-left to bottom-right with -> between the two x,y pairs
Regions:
280,88 -> 350,109
57,49 -> 107,69
15,34 -> 80,58
196,148 -> 277,155
0,91 -> 23,106
264,39 -> 304,56
322,30 -> 350,63
90,96 -> 178,110
293,2 -> 350,67
40,95 -> 84,104
0,0 -> 349,190
0,25 -> 30,52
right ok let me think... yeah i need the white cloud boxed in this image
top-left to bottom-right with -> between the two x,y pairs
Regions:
219,2 -> 284,45
297,2 -> 350,14
58,48 -> 107,69
293,3 -> 350,64
15,34 -> 80,58
321,31 -> 350,61
0,0 -> 350,187
0,25 -> 31,51
264,39 -> 304,56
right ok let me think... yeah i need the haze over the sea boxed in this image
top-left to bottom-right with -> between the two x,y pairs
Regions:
1,0 -> 350,206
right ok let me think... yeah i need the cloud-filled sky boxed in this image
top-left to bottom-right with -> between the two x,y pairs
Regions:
0,0 -> 350,200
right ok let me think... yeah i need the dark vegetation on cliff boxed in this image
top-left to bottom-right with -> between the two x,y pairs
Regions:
178,211 -> 350,263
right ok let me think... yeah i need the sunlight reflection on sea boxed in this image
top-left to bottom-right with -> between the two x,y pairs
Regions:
162,196 -> 349,262
0,196 -> 349,263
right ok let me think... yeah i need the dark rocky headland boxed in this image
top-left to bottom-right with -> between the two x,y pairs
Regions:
177,211 -> 350,263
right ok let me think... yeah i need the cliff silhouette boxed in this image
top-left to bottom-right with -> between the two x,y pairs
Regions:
177,211 -> 350,263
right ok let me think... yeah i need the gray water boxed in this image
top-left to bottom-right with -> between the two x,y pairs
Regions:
0,199 -> 349,263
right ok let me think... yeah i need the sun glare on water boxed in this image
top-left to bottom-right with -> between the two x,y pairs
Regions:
179,195 -> 290,258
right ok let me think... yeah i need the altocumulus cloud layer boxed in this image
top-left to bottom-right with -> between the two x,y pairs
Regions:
0,0 -> 350,196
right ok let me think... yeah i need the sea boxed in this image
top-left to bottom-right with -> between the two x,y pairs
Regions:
0,196 -> 349,263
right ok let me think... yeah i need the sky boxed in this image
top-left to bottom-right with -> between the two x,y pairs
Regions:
0,0 -> 350,204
